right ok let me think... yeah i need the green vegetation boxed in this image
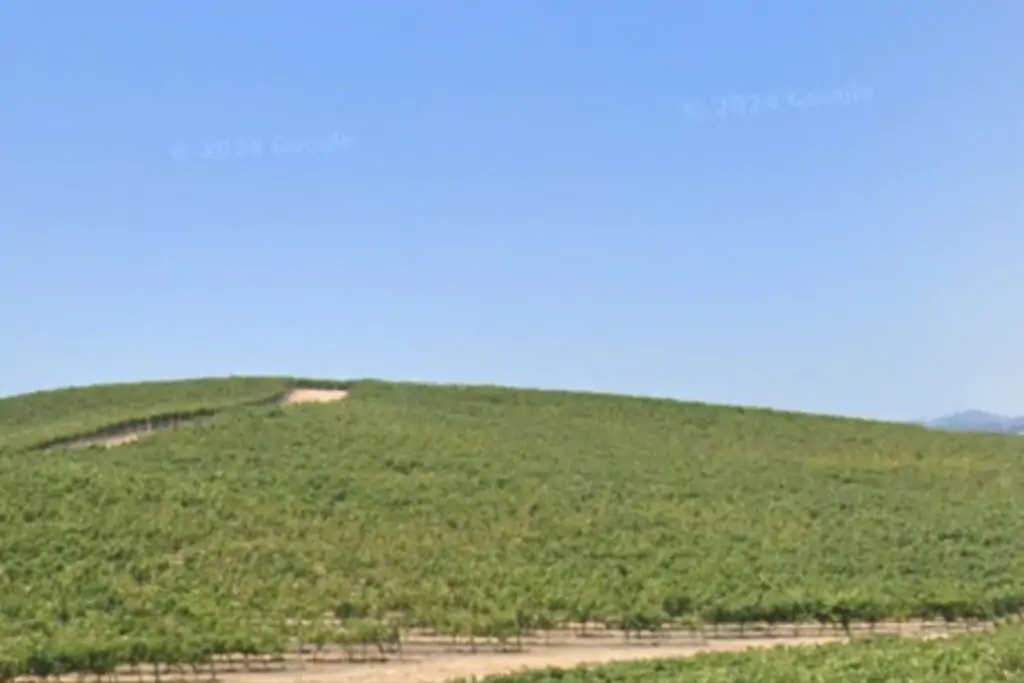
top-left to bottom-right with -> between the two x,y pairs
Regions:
0,377 -> 295,452
454,626 -> 1024,682
3,377 -> 1024,677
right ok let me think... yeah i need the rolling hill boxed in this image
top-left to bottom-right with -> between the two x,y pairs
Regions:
3,376 -> 1024,682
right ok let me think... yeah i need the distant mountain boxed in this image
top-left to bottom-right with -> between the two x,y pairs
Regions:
921,410 -> 1024,434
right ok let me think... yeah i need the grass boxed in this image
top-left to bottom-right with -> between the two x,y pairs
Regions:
2,376 -> 1024,677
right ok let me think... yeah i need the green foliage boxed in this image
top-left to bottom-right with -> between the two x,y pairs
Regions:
453,625 -> 1024,681
3,377 -> 1024,675
0,376 -> 299,451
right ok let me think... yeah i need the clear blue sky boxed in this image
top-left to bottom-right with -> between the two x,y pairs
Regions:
2,2 -> 1021,421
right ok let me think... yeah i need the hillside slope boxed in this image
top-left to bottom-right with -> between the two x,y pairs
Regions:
2,377 -> 1024,677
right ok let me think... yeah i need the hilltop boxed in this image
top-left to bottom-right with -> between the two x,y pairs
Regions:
3,376 -> 1024,681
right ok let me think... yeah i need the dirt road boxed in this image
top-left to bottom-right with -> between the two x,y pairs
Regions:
224,635 -> 848,683
88,621 -> 988,683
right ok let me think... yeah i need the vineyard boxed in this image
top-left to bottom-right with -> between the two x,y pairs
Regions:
3,377 -> 1024,681
454,624 -> 1024,682
0,377 -> 305,451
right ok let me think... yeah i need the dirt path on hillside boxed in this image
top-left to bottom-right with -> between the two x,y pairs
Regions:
212,622 -> 988,683
226,626 -> 991,683
218,636 -> 846,683
190,626 -> 977,683
44,387 -> 349,450
23,622 -> 984,683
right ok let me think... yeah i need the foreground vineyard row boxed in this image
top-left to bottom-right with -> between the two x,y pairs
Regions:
450,624 -> 1024,683
0,617 -> 1012,683
304,615 -> 1000,641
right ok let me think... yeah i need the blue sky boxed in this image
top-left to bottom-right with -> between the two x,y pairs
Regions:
2,2 -> 1021,421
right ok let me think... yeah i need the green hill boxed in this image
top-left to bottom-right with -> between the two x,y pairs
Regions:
2,376 -> 1024,677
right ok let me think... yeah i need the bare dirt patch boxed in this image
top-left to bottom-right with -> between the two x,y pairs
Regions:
94,433 -> 143,447
279,389 -> 349,405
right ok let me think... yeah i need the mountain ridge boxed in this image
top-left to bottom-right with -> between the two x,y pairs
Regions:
921,410 -> 1024,434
